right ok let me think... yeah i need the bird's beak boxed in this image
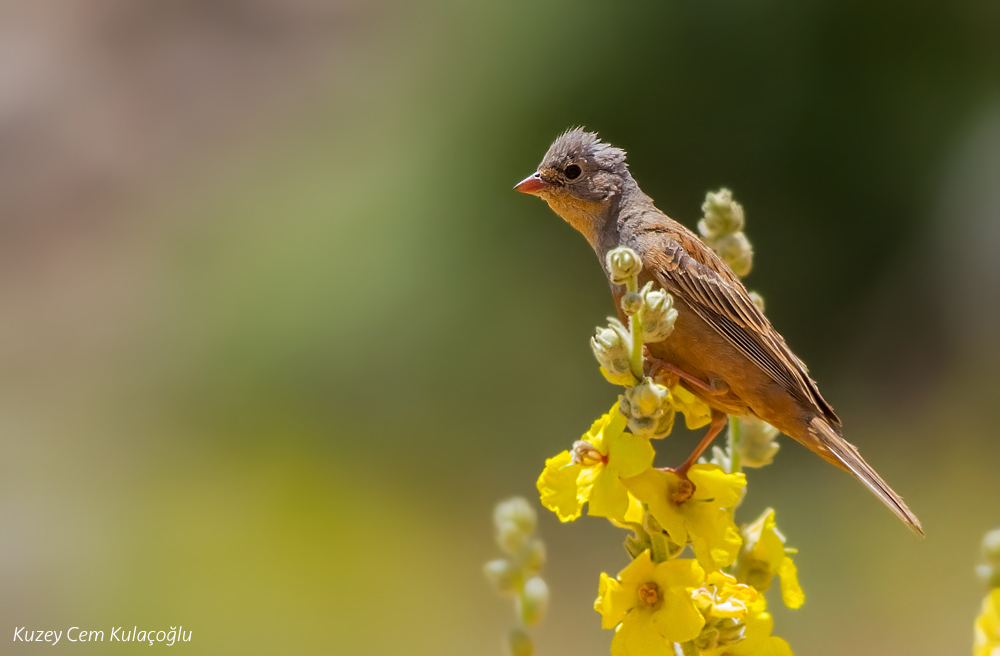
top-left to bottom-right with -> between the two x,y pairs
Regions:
514,172 -> 550,196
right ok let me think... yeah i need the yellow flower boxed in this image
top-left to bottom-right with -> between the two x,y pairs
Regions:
595,550 -> 706,655
736,509 -> 804,609
699,596 -> 793,656
599,366 -> 712,431
975,589 -> 1000,656
537,404 -> 654,523
691,572 -> 758,652
669,384 -> 713,430
624,464 -> 745,571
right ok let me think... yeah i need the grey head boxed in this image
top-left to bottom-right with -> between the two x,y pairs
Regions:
515,127 -> 635,247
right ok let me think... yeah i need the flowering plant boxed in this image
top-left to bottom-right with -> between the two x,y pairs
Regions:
489,190 -> 803,655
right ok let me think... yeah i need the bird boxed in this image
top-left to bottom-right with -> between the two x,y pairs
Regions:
514,127 -> 923,536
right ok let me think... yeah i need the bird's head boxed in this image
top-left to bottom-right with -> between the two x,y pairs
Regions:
515,128 -> 630,243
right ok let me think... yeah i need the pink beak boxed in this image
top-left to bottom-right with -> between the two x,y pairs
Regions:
514,172 -> 550,196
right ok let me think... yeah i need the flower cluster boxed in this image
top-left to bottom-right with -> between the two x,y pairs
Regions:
535,235 -> 801,655
484,498 -> 548,656
698,189 -> 753,277
974,528 -> 1000,656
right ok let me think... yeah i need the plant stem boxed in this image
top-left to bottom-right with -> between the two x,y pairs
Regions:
728,416 -> 742,475
626,277 -> 644,381
649,531 -> 669,563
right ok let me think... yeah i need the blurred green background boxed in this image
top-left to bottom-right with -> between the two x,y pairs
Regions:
1,0 -> 998,654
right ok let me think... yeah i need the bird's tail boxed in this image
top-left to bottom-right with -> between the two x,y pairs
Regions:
807,417 -> 924,537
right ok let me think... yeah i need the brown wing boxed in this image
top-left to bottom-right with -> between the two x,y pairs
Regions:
626,216 -> 841,429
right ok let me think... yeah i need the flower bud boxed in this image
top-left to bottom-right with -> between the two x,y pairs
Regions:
620,291 -> 643,316
983,528 -> 1000,565
521,538 -> 546,576
494,498 -> 536,554
619,378 -> 675,438
749,291 -> 765,313
976,564 -> 1000,589
518,577 -> 549,626
639,282 -> 678,343
607,247 -> 642,285
736,417 -> 780,468
698,188 -> 745,239
484,558 -> 522,595
591,320 -> 632,375
713,232 -> 753,277
508,628 -> 534,656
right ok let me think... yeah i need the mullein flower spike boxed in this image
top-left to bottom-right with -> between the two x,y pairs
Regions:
525,190 -> 802,655
698,189 -> 745,238
485,498 -> 549,656
698,189 -> 754,278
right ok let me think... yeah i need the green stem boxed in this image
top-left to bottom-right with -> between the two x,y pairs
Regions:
626,277 -> 644,381
649,532 -> 669,563
728,415 -> 742,475
677,640 -> 700,656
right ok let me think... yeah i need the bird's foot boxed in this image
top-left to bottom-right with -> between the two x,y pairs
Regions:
655,410 -> 729,505
643,348 -> 729,396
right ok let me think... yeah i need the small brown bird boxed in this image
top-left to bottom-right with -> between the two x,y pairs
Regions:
515,128 -> 922,536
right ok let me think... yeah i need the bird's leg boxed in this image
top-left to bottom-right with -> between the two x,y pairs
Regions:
643,347 -> 729,396
658,410 -> 729,504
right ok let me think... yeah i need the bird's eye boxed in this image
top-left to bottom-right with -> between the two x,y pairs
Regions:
564,164 -> 582,180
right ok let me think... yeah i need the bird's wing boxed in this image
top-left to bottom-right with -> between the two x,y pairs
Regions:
630,220 -> 840,428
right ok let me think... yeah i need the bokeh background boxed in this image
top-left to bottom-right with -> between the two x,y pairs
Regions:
1,1 -> 998,654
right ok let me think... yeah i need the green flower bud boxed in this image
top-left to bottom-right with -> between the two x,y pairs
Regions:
698,188 -> 745,239
521,538 -> 546,576
591,320 -> 632,375
736,417 -> 780,468
639,282 -> 678,343
713,232 -> 753,277
695,617 -> 747,652
518,577 -> 549,626
484,558 -> 522,595
494,497 -> 536,554
983,528 -> 1000,565
977,564 -> 1000,589
619,377 -> 675,438
620,291 -> 643,316
607,247 -> 642,285
508,628 -> 534,656
749,291 -> 765,313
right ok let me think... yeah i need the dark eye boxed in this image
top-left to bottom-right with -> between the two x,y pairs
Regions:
564,164 -> 581,180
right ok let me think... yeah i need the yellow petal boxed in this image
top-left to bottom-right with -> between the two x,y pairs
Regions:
601,366 -> 637,387
606,429 -> 656,479
587,467 -> 631,520
778,557 -> 804,609
670,384 -> 713,430
536,451 -> 583,522
688,505 -> 743,571
688,464 -> 746,508
974,589 -> 1000,656
652,586 -> 706,643
595,572 -> 631,629
652,558 -> 706,590
617,549 -> 657,587
617,607 -> 675,656
623,469 -> 689,546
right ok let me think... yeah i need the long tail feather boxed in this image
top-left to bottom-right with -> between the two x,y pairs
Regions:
808,417 -> 924,537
